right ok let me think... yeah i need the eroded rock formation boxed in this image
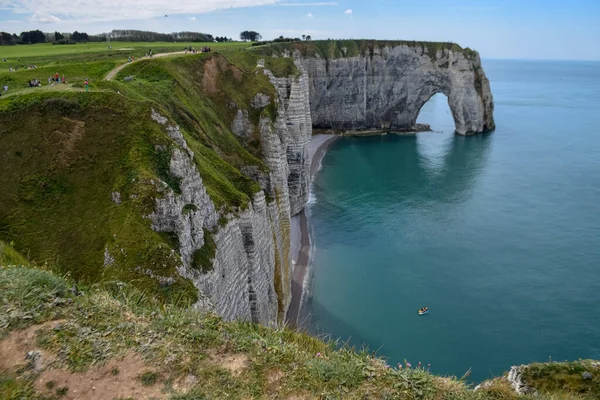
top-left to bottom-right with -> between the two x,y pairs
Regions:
149,43 -> 494,325
300,44 -> 495,135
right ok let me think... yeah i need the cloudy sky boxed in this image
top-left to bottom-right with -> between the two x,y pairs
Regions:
1,0 -> 599,60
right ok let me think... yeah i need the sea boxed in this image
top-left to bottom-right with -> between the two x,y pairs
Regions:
304,59 -> 600,382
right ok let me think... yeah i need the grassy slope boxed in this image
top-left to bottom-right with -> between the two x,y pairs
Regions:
0,262 -> 597,400
0,42 -> 250,95
0,51 -> 294,304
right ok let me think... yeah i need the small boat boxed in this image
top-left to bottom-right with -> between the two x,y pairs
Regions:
418,309 -> 429,315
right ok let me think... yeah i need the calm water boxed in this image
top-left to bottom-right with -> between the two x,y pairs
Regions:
305,60 -> 600,382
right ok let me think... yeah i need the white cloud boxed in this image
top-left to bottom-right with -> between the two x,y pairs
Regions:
30,13 -> 61,23
189,16 -> 196,21
306,13 -> 313,17
278,2 -> 337,6
344,9 -> 352,14
3,0 -> 280,22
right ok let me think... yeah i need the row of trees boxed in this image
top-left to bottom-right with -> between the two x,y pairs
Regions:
1,29 -> 311,46
0,30 -> 106,45
242,31 -> 313,44
106,30 -> 214,42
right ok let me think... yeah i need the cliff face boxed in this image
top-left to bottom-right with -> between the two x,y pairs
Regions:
299,44 -> 495,135
148,58 -> 312,324
0,42 -> 495,328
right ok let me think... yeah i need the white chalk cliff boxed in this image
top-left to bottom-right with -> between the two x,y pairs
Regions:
149,42 -> 495,325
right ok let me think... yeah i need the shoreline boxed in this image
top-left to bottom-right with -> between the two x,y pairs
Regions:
286,134 -> 340,328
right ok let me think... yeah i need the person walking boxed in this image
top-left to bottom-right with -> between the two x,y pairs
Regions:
84,79 -> 89,92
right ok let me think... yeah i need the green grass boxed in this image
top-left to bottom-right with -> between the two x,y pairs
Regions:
252,39 -> 478,62
1,265 -> 597,400
192,229 -> 216,273
0,41 -> 249,60
521,361 -> 600,395
139,371 -> 160,386
0,241 -> 29,265
0,50 -> 289,305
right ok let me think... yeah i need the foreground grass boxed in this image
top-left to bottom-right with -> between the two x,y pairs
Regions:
1,262 -> 598,400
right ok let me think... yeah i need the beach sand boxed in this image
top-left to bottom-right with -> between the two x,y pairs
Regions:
286,134 -> 339,327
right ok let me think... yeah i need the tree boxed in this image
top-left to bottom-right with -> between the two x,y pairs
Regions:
306,35 -> 312,41
0,32 -> 16,45
20,30 -> 46,44
240,31 -> 262,42
54,31 -> 64,41
71,31 -> 89,42
302,34 -> 306,41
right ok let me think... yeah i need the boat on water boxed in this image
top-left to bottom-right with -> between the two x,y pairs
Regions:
418,308 -> 429,315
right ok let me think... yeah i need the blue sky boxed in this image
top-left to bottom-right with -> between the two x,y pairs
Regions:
1,0 -> 599,60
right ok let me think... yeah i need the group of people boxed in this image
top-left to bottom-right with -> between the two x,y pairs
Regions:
50,73 -> 66,85
184,46 -> 211,54
127,56 -> 136,62
28,79 -> 42,87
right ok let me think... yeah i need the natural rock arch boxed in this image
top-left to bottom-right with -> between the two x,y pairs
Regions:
299,43 -> 495,135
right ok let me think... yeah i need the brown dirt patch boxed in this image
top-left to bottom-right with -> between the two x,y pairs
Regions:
0,321 -> 182,399
0,320 -> 62,374
36,352 -> 167,400
52,117 -> 85,166
207,348 -> 249,376
203,56 -> 243,95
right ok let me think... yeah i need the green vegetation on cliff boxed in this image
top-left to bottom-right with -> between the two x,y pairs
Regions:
251,39 -> 480,61
0,50 -> 293,303
1,259 -> 598,400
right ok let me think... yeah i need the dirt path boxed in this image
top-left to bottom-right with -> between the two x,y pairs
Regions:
104,51 -> 187,81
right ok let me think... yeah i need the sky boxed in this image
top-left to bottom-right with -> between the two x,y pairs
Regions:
0,0 -> 599,60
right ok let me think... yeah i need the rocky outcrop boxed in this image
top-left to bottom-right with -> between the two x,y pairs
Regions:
299,44 -> 494,135
149,111 -> 283,324
507,366 -> 538,395
231,109 -> 254,139
147,55 -> 313,324
263,59 -> 313,215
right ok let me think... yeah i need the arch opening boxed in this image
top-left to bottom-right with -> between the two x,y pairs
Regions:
416,93 -> 455,134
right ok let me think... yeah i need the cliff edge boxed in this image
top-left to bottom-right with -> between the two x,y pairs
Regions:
255,40 -> 495,135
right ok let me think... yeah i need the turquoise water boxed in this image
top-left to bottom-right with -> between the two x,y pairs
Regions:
305,60 -> 600,382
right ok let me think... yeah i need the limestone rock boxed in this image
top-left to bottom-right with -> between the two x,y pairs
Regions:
111,191 -> 122,205
300,44 -> 494,135
263,56 -> 312,216
508,366 -> 537,395
251,93 -> 271,109
231,109 -> 255,139
149,111 -> 287,324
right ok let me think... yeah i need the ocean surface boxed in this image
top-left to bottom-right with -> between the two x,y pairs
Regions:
304,59 -> 600,382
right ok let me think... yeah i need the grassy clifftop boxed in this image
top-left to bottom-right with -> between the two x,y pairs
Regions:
0,52 -> 295,304
1,255 -> 598,399
251,39 -> 479,61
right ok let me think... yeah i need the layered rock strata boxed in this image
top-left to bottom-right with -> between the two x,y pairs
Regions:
149,44 -> 494,325
300,45 -> 494,135
148,58 -> 312,324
